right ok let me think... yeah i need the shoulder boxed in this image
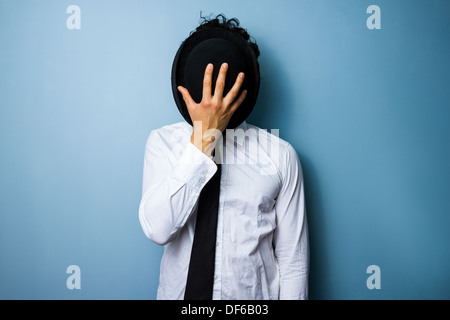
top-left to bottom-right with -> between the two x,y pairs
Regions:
145,122 -> 192,148
246,123 -> 299,160
246,123 -> 302,180
148,121 -> 191,140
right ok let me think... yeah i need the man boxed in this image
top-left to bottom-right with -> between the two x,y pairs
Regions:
139,14 -> 309,300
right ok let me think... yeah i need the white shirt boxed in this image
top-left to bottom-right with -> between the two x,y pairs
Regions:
139,121 -> 309,300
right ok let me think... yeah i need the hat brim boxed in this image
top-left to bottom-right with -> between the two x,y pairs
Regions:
171,27 -> 260,129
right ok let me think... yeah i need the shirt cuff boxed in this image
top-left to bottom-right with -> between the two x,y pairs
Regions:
172,141 -> 218,188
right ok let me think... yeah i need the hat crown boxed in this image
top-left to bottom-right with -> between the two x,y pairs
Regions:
172,27 -> 260,129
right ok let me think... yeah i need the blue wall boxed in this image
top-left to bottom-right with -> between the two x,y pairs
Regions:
0,0 -> 449,299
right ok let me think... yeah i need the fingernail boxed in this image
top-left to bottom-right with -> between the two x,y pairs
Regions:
207,63 -> 213,70
239,72 -> 245,79
222,63 -> 228,69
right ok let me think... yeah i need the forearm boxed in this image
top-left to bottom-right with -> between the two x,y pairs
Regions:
139,138 -> 217,245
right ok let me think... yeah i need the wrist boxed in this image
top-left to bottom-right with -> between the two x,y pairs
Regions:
190,121 -> 222,157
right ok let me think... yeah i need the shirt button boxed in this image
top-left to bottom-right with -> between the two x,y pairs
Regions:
199,177 -> 205,183
216,241 -> 219,247
214,275 -> 218,281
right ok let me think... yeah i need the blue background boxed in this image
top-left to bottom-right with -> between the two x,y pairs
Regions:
1,0 -> 449,299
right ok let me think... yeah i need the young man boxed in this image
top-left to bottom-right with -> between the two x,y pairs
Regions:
139,14 -> 309,300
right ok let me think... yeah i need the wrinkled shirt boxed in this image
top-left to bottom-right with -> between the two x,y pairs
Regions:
139,121 -> 309,300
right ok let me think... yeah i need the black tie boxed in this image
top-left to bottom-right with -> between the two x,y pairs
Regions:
184,154 -> 222,300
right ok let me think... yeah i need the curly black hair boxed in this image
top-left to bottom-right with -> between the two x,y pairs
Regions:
191,13 -> 260,58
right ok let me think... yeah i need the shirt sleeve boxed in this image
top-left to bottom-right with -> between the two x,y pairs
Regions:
138,130 -> 218,245
273,143 -> 309,300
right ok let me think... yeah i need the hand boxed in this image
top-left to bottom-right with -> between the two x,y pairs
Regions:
177,62 -> 247,156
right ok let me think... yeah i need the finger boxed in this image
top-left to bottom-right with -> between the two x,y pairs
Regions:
229,90 -> 247,114
223,72 -> 245,107
202,63 -> 214,100
178,86 -> 195,107
213,62 -> 228,99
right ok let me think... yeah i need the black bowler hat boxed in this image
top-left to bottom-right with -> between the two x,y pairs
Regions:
171,27 -> 260,129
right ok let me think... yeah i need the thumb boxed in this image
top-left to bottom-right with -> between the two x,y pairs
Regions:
177,86 -> 195,107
